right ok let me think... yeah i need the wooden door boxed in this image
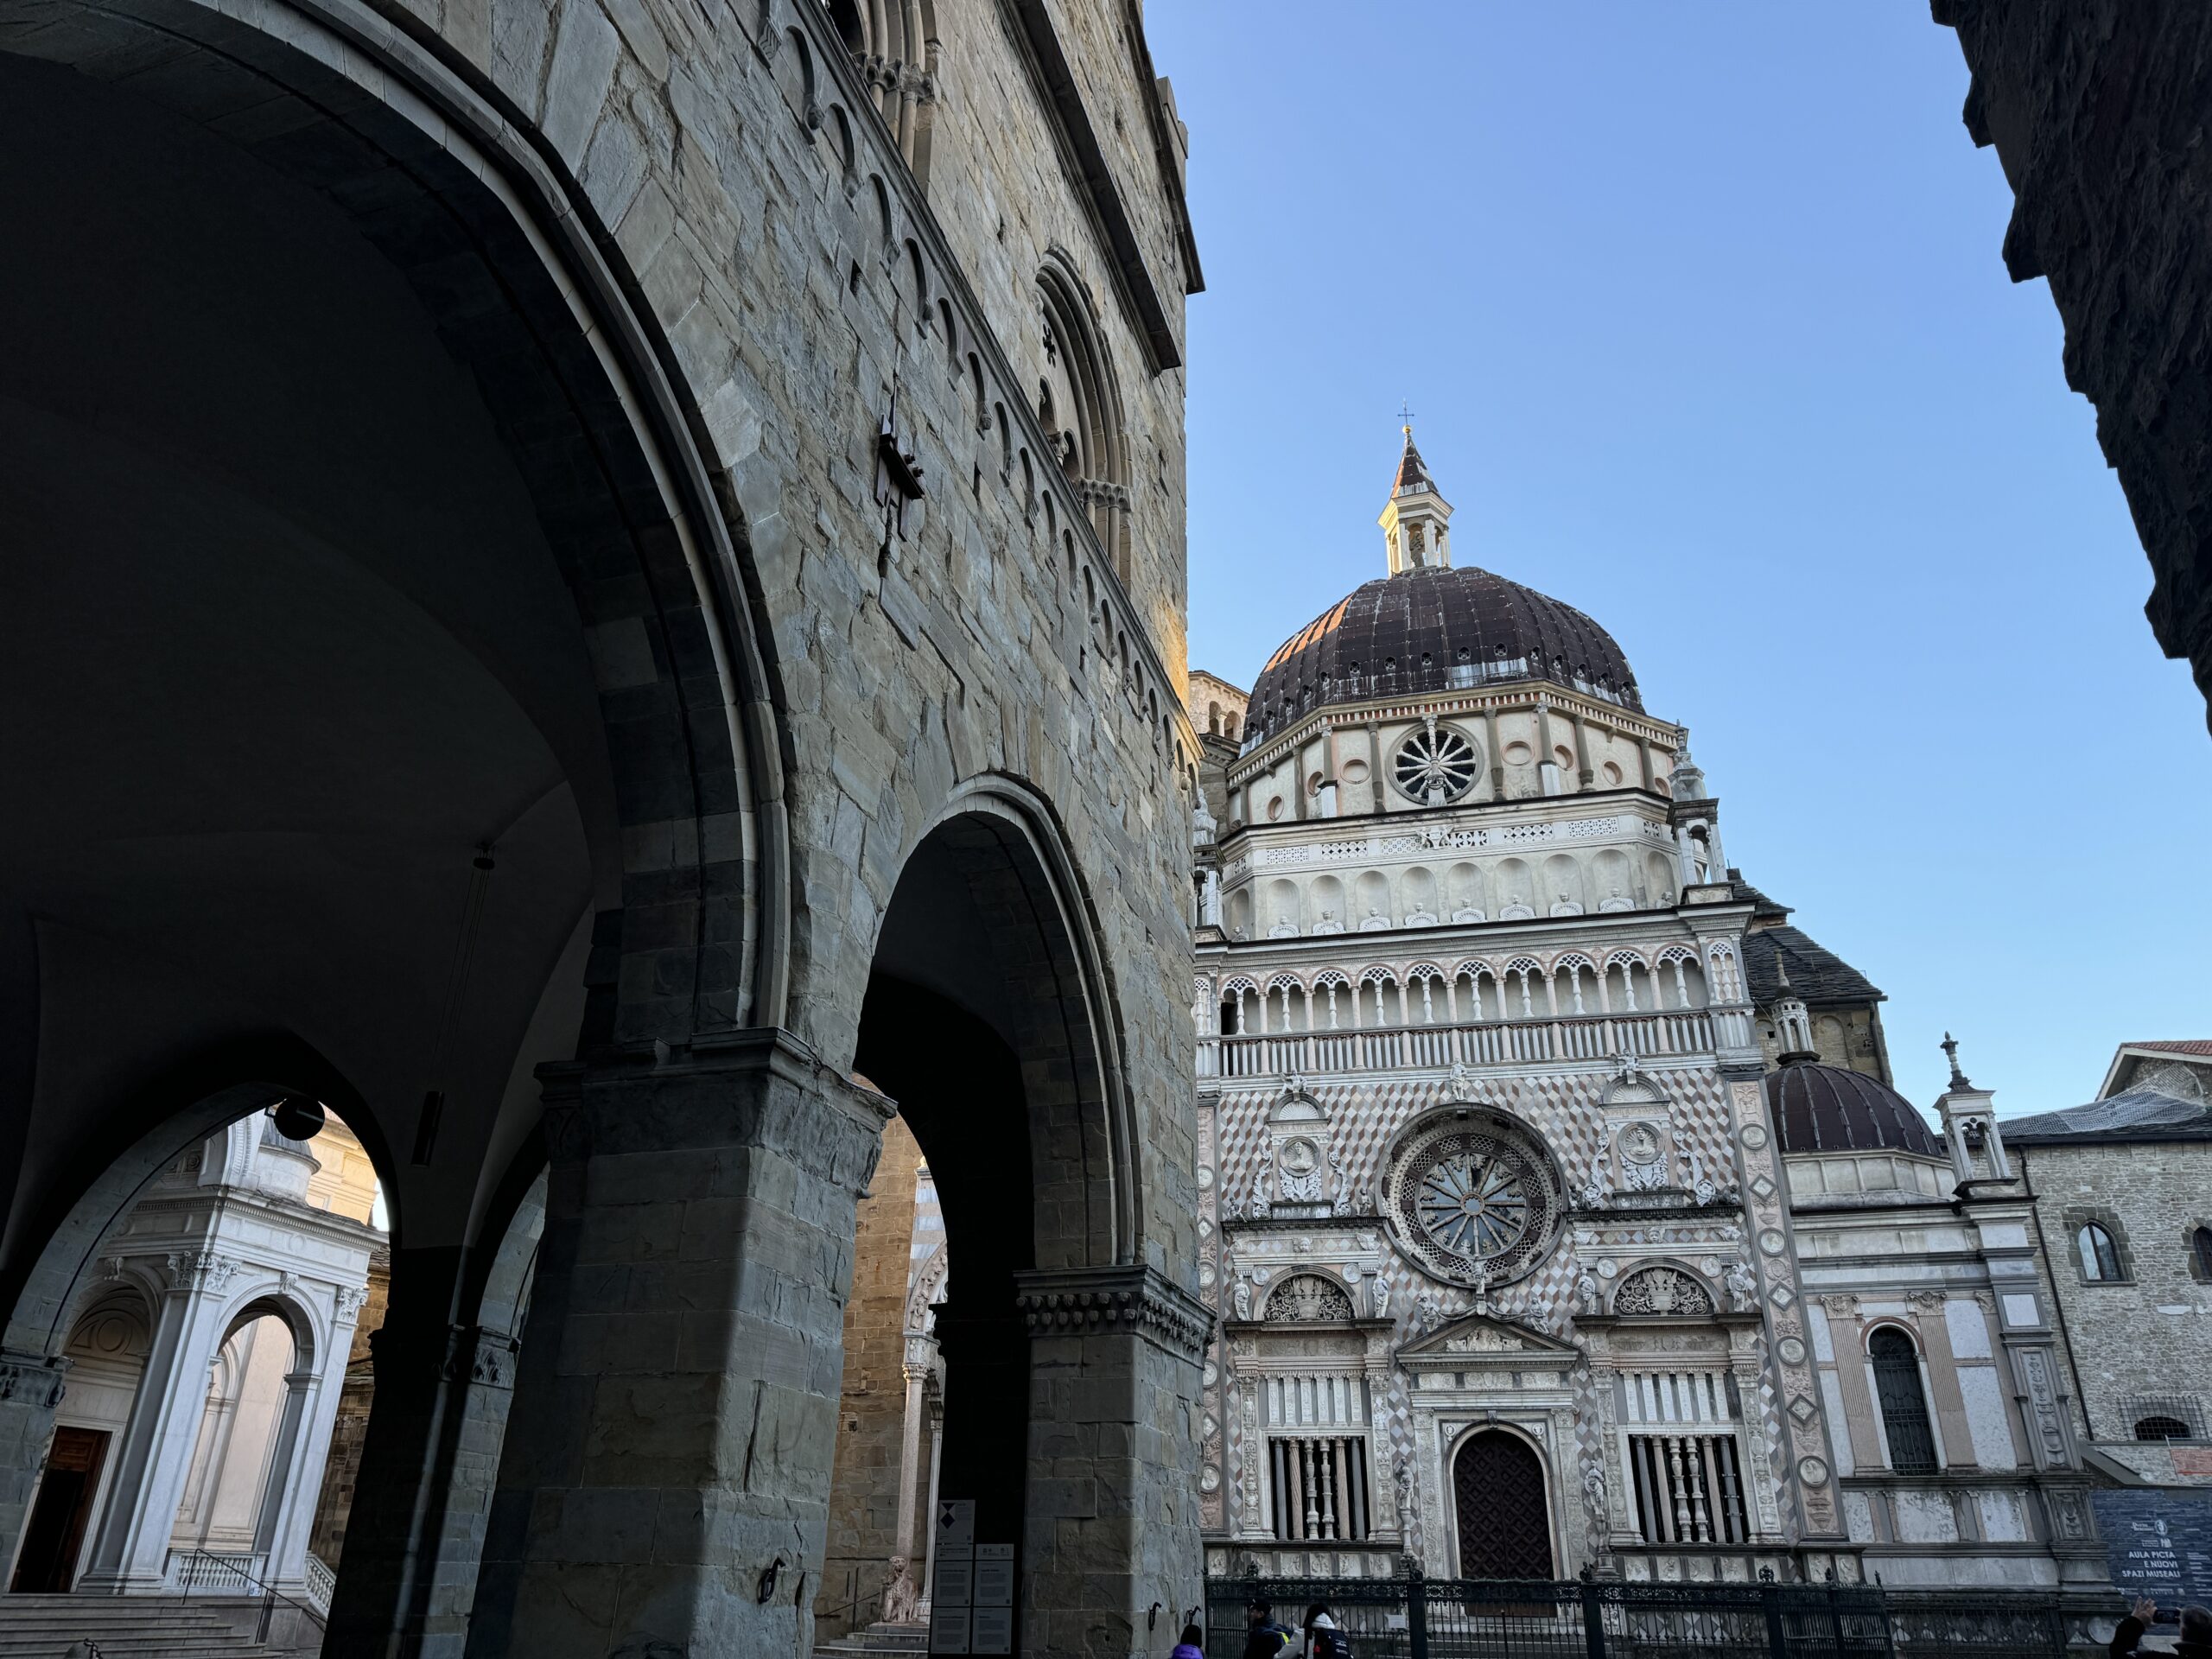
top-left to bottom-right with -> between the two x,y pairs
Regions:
1452,1431 -> 1553,1580
10,1426 -> 109,1593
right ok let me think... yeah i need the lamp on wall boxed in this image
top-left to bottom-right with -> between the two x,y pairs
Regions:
270,1096 -> 326,1141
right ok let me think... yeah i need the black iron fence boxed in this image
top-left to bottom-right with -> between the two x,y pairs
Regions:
1204,1576 -> 2075,1659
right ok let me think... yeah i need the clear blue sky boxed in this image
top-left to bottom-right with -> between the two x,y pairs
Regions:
1148,3 -> 2212,1116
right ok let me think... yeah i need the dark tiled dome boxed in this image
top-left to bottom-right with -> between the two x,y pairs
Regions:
1243,567 -> 1640,745
1764,1063 -> 1941,1158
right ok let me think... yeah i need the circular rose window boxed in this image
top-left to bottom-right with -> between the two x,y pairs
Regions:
1392,724 -> 1480,804
1382,1109 -> 1562,1288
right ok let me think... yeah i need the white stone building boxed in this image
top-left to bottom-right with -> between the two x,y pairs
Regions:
1189,433 -> 2114,1602
5,1110 -> 381,1607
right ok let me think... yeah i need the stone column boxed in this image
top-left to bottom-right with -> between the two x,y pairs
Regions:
252,1363 -> 327,1592
1014,1265 -> 1208,1658
464,1030 -> 891,1659
887,1342 -> 930,1613
1674,823 -> 1700,890
1483,707 -> 1505,800
79,1252 -> 242,1592
918,1396 -> 943,1613
1570,710 -> 1593,790
1637,736 -> 1656,793
321,1246 -> 523,1659
0,1351 -> 71,1577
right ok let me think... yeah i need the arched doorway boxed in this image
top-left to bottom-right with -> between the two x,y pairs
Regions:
842,785 -> 1201,1649
3,1100 -> 387,1607
1452,1431 -> 1554,1580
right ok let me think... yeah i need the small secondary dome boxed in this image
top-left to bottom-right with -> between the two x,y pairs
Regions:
1241,430 -> 1640,745
1763,1063 -> 1941,1158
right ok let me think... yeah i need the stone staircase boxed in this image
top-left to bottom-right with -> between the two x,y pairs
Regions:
0,1594 -> 320,1659
813,1618 -> 927,1659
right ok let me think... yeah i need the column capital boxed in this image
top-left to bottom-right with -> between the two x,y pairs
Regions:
162,1249 -> 242,1295
536,1025 -> 894,1196
1013,1263 -> 1211,1363
442,1325 -> 522,1390
0,1350 -> 70,1408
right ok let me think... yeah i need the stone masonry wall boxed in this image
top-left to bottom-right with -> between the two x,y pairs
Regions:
1934,1 -> 2212,728
0,0 -> 1207,1643
2015,1141 -> 2212,1446
308,1247 -> 391,1566
346,0 -> 1205,1173
818,1111 -> 921,1632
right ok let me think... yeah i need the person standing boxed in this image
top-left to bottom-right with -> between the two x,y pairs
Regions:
1243,1598 -> 1294,1659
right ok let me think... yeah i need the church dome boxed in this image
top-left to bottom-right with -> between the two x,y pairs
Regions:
1763,1063 -> 1941,1158
1243,565 -> 1642,746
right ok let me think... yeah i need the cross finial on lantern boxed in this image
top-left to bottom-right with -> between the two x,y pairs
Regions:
1941,1032 -> 1972,1091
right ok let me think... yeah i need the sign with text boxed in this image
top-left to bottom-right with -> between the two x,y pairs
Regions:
931,1553 -> 974,1607
972,1543 -> 1014,1608
926,1603 -> 970,1656
2093,1491 -> 2212,1607
969,1603 -> 1014,1656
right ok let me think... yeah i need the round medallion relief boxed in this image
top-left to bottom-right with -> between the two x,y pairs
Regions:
1797,1457 -> 1831,1488
1740,1123 -> 1770,1151
1618,1122 -> 1662,1165
1381,1107 -> 1564,1289
1776,1336 -> 1808,1366
1197,1164 -> 1214,1190
1758,1229 -> 1787,1256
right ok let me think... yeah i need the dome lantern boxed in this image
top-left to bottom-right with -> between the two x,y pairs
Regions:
1378,424 -> 1453,575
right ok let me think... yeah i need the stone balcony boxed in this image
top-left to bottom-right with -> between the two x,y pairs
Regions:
1197,1008 -> 1752,1081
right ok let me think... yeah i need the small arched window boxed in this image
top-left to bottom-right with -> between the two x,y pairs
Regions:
2076,1221 -> 2125,1282
828,0 -> 938,184
2134,1415 -> 2192,1442
1868,1328 -> 1938,1473
2191,1225 -> 2212,1281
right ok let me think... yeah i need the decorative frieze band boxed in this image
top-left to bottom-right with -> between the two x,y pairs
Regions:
1014,1264 -> 1213,1363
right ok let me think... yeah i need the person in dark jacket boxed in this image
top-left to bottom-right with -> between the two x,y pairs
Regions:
2112,1597 -> 2212,1659
1171,1623 -> 1207,1659
1302,1603 -> 1351,1659
1243,1599 -> 1294,1659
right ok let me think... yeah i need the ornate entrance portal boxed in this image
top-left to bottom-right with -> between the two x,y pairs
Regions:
1452,1432 -> 1553,1580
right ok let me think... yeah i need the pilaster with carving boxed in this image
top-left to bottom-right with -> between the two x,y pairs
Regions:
1723,1072 -> 1848,1542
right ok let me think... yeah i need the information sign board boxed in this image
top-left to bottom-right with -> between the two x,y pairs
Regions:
2093,1491 -> 2212,1608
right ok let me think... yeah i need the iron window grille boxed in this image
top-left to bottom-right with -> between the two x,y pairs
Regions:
1869,1329 -> 1940,1473
2119,1395 -> 2204,1440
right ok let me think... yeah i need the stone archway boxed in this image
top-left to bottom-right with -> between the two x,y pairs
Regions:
851,783 -> 1205,1654
1452,1430 -> 1554,1580
0,0 -> 790,1644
